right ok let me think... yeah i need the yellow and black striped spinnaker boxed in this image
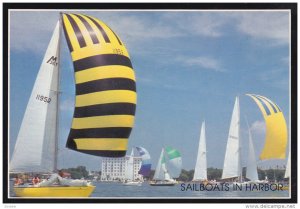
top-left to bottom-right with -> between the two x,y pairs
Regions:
62,13 -> 136,157
246,94 -> 287,160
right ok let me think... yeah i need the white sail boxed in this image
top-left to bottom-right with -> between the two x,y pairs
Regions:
193,121 -> 207,181
153,149 -> 165,180
222,97 -> 241,179
246,128 -> 258,181
125,149 -> 135,180
284,152 -> 290,178
10,22 -> 60,173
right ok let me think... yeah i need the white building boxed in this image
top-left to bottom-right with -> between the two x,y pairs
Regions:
101,154 -> 143,181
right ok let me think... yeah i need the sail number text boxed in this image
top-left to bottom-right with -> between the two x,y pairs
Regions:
36,94 -> 51,104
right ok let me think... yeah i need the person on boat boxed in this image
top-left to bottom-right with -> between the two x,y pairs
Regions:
32,176 -> 40,185
14,176 -> 23,186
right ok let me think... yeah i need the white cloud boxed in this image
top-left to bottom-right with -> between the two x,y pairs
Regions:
176,55 -> 225,72
235,12 -> 289,45
9,10 -> 290,55
250,120 -> 266,135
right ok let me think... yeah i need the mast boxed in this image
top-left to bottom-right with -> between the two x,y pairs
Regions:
54,13 -> 63,172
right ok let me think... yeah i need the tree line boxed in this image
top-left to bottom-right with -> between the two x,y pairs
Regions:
148,167 -> 286,182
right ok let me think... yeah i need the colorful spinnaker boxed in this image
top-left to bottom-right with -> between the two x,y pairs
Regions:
246,94 -> 287,160
165,146 -> 182,178
62,13 -> 137,157
135,146 -> 151,177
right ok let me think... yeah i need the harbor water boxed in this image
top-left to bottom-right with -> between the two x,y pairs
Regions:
9,181 -> 290,199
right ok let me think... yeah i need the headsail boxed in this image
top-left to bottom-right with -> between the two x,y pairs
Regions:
222,97 -> 241,179
61,13 -> 137,157
136,147 -> 151,177
10,22 -> 61,173
246,94 -> 287,160
193,121 -> 207,181
246,128 -> 259,181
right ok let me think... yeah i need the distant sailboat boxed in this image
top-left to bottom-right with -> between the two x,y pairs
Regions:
222,97 -> 242,182
136,146 -> 152,178
150,146 -> 182,186
193,121 -> 207,182
10,13 -> 137,197
123,148 -> 142,186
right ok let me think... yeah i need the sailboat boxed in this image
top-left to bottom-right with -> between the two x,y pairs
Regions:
247,94 -> 288,183
150,146 -> 182,186
136,146 -> 152,179
222,97 -> 242,183
122,148 -> 142,186
192,121 -> 207,182
221,95 -> 288,186
10,13 -> 137,197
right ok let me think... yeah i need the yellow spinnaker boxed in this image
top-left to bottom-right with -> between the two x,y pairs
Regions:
62,13 -> 137,157
246,94 -> 287,160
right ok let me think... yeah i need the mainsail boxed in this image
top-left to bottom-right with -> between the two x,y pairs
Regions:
153,149 -> 166,180
222,97 -> 241,179
193,121 -> 207,181
136,146 -> 151,177
125,149 -> 134,181
61,13 -> 137,157
284,152 -> 290,178
246,94 -> 287,160
10,22 -> 61,173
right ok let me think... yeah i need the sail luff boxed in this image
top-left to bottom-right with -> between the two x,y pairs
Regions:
193,121 -> 207,181
222,97 -> 241,179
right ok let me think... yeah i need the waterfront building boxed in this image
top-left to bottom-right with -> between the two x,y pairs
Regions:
101,154 -> 143,181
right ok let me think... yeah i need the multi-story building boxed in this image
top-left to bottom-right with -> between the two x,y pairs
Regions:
101,154 -> 143,181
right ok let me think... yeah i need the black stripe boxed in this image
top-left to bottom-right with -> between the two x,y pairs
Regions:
107,25 -> 122,45
73,14 -> 99,44
68,127 -> 132,139
68,148 -> 126,157
74,103 -> 136,118
65,14 -> 86,48
257,95 -> 280,113
83,15 -> 110,43
253,95 -> 271,116
76,78 -> 136,95
62,15 -> 74,52
74,54 -> 132,72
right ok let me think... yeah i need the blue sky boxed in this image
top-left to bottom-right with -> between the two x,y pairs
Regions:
9,10 -> 290,171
